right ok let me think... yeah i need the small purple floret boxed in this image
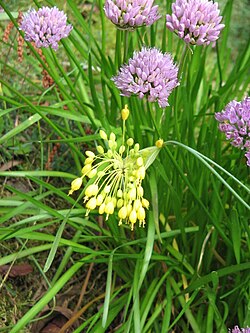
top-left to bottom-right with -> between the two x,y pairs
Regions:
215,97 -> 250,167
19,6 -> 72,50
228,326 -> 250,333
104,0 -> 161,30
112,47 -> 179,108
166,0 -> 225,46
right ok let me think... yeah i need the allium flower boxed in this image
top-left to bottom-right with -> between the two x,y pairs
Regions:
228,326 -> 250,333
19,6 -> 72,50
215,97 -> 250,166
69,105 -> 163,230
166,0 -> 225,46
104,0 -> 161,30
113,47 -> 179,108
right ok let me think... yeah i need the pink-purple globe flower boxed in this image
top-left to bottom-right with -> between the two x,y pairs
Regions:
20,6 -> 72,50
166,0 -> 225,46
215,97 -> 250,166
228,326 -> 250,333
104,0 -> 161,30
112,47 -> 179,108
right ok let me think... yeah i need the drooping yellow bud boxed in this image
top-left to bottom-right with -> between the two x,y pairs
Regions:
155,139 -> 164,148
100,130 -> 108,140
142,198 -> 150,209
133,199 -> 141,211
137,166 -> 146,179
105,201 -> 115,216
137,207 -> 145,221
82,164 -> 92,175
84,157 -> 94,165
121,104 -> 130,121
86,197 -> 97,210
117,189 -> 123,198
68,177 -> 83,195
127,187 -> 136,200
104,185 -> 111,194
137,186 -> 144,197
85,184 -> 99,198
99,203 -> 105,214
129,210 -> 137,224
87,168 -> 97,179
118,206 -> 127,220
136,156 -> 143,167
96,194 -> 104,206
117,198 -> 124,208
85,151 -> 95,158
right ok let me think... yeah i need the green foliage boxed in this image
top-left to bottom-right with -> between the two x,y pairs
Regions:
0,0 -> 249,332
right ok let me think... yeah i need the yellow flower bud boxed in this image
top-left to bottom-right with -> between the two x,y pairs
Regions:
117,189 -> 123,198
85,184 -> 99,198
142,198 -> 150,209
84,157 -> 94,165
134,199 -> 141,211
155,139 -> 164,148
121,104 -> 130,121
128,187 -> 136,200
97,171 -> 105,178
85,151 -> 95,158
119,145 -> 125,155
100,130 -> 108,140
110,132 -> 116,141
96,194 -> 104,205
87,168 -> 97,179
108,140 -> 114,149
118,206 -> 128,220
137,166 -> 145,179
117,198 -> 124,208
105,201 -> 115,215
86,197 -> 97,210
129,210 -> 137,224
68,177 -> 83,195
82,164 -> 92,175
136,156 -> 143,167
127,138 -> 134,147
97,145 -> 104,154
107,149 -> 113,158
137,207 -> 145,221
99,203 -> 105,214
127,203 -> 132,215
104,185 -> 111,194
137,186 -> 144,197
134,143 -> 140,153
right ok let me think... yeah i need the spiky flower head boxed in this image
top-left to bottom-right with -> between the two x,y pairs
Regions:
113,47 -> 179,108
215,97 -> 250,167
228,326 -> 250,333
104,0 -> 161,31
166,0 -> 225,46
69,106 -> 162,230
19,6 -> 72,50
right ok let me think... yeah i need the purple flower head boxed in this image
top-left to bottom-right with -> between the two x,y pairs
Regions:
228,326 -> 250,333
104,0 -> 161,30
19,6 -> 72,50
112,47 -> 179,108
215,97 -> 250,166
166,0 -> 225,46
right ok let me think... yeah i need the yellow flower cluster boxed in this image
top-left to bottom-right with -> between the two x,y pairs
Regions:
69,105 -> 163,230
